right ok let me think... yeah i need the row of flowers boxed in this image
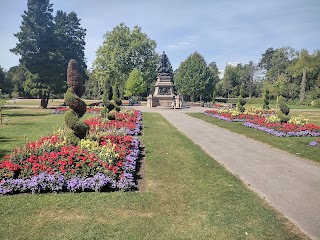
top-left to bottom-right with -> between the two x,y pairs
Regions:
204,108 -> 320,138
204,107 -> 276,122
84,108 -> 142,136
0,108 -> 143,195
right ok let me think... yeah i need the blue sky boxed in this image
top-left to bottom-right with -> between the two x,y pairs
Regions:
0,0 -> 319,72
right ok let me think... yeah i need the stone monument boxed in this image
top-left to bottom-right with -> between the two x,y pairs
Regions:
147,51 -> 182,108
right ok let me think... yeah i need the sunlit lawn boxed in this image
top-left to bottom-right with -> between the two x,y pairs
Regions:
0,111 -> 308,239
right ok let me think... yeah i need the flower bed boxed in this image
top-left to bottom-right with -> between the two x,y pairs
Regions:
244,117 -> 320,137
0,109 -> 143,195
85,109 -> 142,135
204,108 -> 275,122
204,108 -> 320,137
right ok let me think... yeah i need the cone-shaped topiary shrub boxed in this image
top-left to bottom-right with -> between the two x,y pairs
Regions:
277,95 -> 290,123
237,85 -> 246,112
64,59 -> 89,142
263,90 -> 270,109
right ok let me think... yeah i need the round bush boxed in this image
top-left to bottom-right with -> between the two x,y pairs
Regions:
106,102 -> 115,112
100,109 -> 107,118
64,110 -> 78,129
74,122 -> 89,139
107,112 -> 116,120
280,102 -> 290,115
114,98 -> 122,106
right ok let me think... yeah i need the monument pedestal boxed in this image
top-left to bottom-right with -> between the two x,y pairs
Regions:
147,75 -> 182,108
147,51 -> 183,108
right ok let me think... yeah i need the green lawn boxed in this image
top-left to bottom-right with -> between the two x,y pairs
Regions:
189,112 -> 320,163
0,111 -> 308,239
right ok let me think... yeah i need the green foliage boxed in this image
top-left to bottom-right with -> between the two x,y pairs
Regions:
93,23 -> 158,98
237,85 -> 246,112
106,102 -> 115,112
54,10 -> 87,88
125,68 -> 147,97
10,0 -> 86,108
237,96 -> 246,112
0,67 -> 12,95
277,95 -> 290,122
100,108 -> 107,118
114,105 -> 121,112
64,110 -> 78,129
280,103 -> 290,116
263,90 -> 270,109
107,112 -> 116,120
64,59 -> 89,140
310,99 -> 320,108
175,52 -> 216,101
73,121 -> 89,139
113,98 -> 122,106
6,65 -> 27,98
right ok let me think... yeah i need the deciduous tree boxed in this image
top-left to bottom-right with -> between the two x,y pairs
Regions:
125,68 -> 146,98
175,52 -> 214,102
93,23 -> 158,98
10,0 -> 87,108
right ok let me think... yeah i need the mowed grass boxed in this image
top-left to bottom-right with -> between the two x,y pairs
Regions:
0,111 -> 308,239
189,112 -> 320,163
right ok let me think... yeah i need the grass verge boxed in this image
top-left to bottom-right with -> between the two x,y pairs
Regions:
189,113 -> 320,163
0,112 -> 308,239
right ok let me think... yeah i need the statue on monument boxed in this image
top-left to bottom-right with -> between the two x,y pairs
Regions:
157,51 -> 173,77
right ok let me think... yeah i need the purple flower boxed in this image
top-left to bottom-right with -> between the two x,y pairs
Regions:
309,140 -> 319,147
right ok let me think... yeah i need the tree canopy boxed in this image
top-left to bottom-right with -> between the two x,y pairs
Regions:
10,0 -> 86,108
175,52 -> 216,102
125,68 -> 146,98
93,23 -> 158,99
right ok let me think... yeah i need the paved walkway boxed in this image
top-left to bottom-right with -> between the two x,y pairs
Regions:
139,106 -> 320,240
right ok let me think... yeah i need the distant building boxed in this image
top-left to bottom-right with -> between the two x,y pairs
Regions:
218,62 -> 240,79
218,70 -> 225,79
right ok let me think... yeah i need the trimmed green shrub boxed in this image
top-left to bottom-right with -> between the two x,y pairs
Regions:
100,108 -> 107,118
237,85 -> 246,112
107,112 -> 116,120
115,104 -> 121,112
114,97 -> 122,106
263,90 -> 270,109
277,95 -> 290,123
64,59 -> 89,142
